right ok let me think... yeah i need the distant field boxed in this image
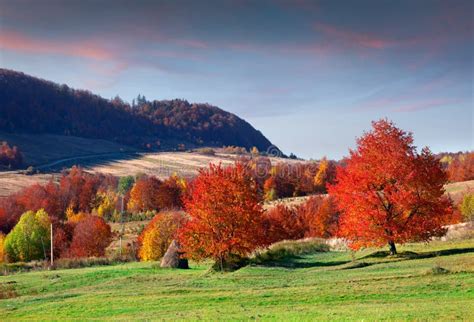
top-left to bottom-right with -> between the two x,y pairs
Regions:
1,238 -> 473,320
0,150 -> 301,197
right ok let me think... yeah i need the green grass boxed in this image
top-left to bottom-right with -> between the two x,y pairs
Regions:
1,239 -> 473,321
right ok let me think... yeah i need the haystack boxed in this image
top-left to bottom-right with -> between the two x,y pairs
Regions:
160,240 -> 189,269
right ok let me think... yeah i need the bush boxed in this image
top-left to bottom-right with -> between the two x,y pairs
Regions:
138,211 -> 187,261
251,238 -> 328,265
4,209 -> 51,262
66,215 -> 112,258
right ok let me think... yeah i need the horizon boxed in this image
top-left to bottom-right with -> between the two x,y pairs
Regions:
0,0 -> 472,158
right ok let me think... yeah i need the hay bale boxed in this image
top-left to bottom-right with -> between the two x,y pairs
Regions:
160,240 -> 189,269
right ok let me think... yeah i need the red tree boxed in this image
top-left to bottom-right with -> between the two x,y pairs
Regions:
297,196 -> 339,238
127,176 -> 162,212
67,215 -> 112,258
178,163 -> 266,269
263,205 -> 305,244
328,120 -> 456,254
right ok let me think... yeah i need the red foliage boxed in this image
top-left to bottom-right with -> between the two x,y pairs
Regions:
328,120 -> 457,253
297,196 -> 339,238
447,152 -> 474,182
156,176 -> 183,210
263,205 -> 305,244
0,141 -> 23,169
59,167 -> 101,213
178,163 -> 266,266
127,176 -> 162,212
66,215 -> 112,258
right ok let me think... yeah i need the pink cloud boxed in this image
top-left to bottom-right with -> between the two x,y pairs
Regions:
313,22 -> 403,49
392,99 -> 461,113
0,30 -> 114,60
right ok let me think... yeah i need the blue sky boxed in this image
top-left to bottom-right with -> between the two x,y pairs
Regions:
0,0 -> 472,159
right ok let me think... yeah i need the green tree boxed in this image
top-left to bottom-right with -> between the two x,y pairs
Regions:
118,176 -> 135,195
4,209 -> 51,262
460,193 -> 474,222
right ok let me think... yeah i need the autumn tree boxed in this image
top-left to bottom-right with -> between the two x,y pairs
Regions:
329,120 -> 456,254
138,211 -> 187,261
67,215 -> 112,258
263,205 -> 304,244
297,196 -> 339,238
447,152 -> 474,182
4,209 -> 51,262
178,163 -> 266,270
127,176 -> 162,212
156,176 -> 184,210
460,193 -> 474,222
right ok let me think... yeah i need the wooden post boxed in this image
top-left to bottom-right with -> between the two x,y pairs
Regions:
50,223 -> 54,266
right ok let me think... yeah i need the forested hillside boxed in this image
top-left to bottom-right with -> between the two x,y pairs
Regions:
0,69 -> 275,152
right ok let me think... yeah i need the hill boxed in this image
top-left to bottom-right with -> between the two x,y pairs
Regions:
0,69 -> 277,153
0,238 -> 472,320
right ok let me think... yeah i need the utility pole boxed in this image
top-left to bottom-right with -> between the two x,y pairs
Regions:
119,194 -> 124,257
50,223 -> 54,266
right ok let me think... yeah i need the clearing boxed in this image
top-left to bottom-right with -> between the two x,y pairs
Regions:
0,238 -> 473,320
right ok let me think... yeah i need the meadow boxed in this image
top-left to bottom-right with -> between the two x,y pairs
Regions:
1,238 -> 473,320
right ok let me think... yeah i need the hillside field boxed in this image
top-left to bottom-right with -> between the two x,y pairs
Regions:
0,238 -> 473,320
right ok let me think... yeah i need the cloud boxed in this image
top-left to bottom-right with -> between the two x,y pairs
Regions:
392,99 -> 461,113
0,30 -> 114,60
313,22 -> 404,49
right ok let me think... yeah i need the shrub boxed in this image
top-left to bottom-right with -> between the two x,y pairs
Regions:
138,211 -> 187,261
251,238 -> 328,265
4,209 -> 51,262
66,215 -> 112,258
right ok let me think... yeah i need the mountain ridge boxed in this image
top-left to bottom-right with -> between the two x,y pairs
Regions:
0,68 -> 278,153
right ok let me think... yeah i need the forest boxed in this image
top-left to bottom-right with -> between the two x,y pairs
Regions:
0,69 -> 274,152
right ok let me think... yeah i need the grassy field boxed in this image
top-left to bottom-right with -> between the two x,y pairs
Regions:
1,239 -> 473,320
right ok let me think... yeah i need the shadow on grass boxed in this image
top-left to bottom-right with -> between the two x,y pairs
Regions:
361,247 -> 474,261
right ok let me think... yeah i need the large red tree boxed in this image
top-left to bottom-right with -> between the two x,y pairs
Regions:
329,120 -> 456,254
178,163 -> 266,270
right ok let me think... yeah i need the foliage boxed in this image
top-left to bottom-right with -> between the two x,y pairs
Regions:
0,141 -> 23,169
0,69 -> 275,151
447,152 -> 474,182
156,176 -> 184,210
297,196 -> 339,238
460,193 -> 474,221
0,233 -> 5,263
138,212 -> 187,261
94,191 -> 118,220
3,209 -> 51,262
127,176 -> 162,213
118,176 -> 135,195
263,205 -> 305,244
329,119 -> 457,253
178,163 -> 267,268
66,215 -> 112,258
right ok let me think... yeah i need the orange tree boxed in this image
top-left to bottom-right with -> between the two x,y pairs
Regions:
178,163 -> 266,270
329,120 -> 457,254
138,211 -> 187,261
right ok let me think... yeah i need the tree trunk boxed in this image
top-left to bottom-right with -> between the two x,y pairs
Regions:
388,241 -> 397,255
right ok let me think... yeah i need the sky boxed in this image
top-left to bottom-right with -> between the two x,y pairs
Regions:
0,0 -> 472,159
